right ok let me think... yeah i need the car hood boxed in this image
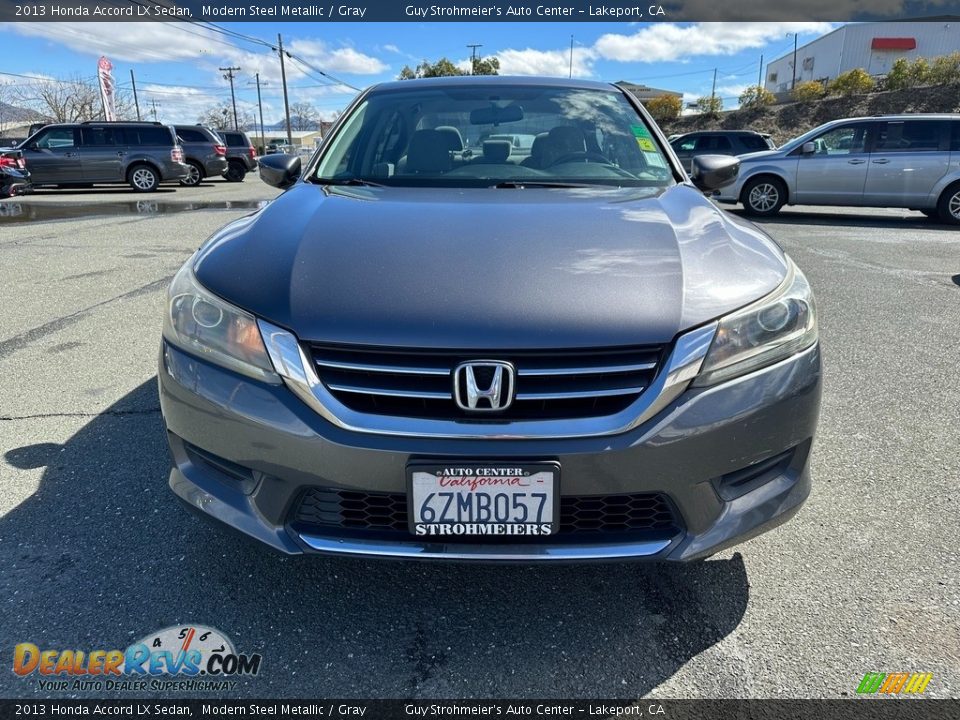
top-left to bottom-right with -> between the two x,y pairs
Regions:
194,183 -> 787,349
737,149 -> 783,162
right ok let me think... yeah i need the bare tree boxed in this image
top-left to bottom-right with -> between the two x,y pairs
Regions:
289,101 -> 319,130
197,103 -> 255,131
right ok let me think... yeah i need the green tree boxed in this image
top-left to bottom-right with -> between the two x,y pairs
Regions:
695,95 -> 722,117
398,56 -> 499,80
471,56 -> 500,76
791,80 -> 826,103
829,68 -> 875,96
738,85 -> 776,109
645,94 -> 682,122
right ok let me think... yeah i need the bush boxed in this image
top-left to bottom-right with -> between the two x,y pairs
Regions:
929,52 -> 960,85
645,94 -> 682,122
908,57 -> 932,87
738,85 -> 776,109
695,95 -> 723,117
791,80 -> 826,103
829,68 -> 875,96
885,58 -> 911,90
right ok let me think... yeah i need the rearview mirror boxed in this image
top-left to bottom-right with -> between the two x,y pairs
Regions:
258,154 -> 301,189
801,141 -> 816,155
470,105 -> 523,126
690,154 -> 739,192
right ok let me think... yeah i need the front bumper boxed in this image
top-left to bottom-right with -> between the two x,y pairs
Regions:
159,341 -> 821,561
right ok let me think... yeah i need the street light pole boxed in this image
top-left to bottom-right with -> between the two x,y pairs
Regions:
791,33 -> 799,89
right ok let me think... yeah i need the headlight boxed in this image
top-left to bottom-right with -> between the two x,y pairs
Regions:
693,258 -> 817,386
163,260 -> 279,383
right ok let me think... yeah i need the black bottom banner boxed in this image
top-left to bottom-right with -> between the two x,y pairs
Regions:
1,700 -> 957,720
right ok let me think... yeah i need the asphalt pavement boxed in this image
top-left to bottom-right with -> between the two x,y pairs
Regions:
0,179 -> 957,699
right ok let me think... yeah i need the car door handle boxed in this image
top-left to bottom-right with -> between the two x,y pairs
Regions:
117,151 -> 126,157
871,159 -> 890,164
63,152 -> 77,158
847,159 -> 866,165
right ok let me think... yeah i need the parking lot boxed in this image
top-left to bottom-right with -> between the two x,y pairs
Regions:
0,178 -> 957,699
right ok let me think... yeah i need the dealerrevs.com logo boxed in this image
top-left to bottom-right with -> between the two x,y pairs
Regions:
12,625 -> 261,692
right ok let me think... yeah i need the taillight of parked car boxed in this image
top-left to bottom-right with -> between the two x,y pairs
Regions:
171,146 -> 184,164
248,145 -> 257,159
214,144 -> 227,156
0,155 -> 25,170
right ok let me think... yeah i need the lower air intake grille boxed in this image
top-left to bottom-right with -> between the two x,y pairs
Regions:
293,488 -> 679,538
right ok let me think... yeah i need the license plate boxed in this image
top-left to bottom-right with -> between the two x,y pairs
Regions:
408,463 -> 559,538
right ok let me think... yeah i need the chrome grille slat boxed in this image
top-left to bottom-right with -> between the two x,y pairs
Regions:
327,383 -> 451,400
309,344 -> 665,421
518,362 -> 656,376
516,386 -> 646,401
315,359 -> 450,376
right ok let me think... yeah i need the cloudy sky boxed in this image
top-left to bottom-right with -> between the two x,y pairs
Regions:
1,21 -> 837,124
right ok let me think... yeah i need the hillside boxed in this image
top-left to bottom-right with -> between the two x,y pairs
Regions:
658,83 -> 960,146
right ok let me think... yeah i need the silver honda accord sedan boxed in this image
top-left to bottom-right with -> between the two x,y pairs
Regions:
159,77 -> 821,561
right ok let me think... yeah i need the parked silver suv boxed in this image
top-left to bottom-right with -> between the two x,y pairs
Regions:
715,114 -> 960,225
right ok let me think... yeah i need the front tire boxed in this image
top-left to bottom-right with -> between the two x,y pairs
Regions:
741,177 -> 787,217
223,161 -> 246,182
936,183 -> 960,226
128,164 -> 159,193
179,161 -> 204,187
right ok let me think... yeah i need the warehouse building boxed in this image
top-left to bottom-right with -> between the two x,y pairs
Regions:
764,19 -> 960,93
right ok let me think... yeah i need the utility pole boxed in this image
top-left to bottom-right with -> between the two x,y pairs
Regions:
758,54 -> 763,89
710,67 -> 718,106
253,73 -> 266,153
149,98 -> 160,121
220,65 -> 241,130
278,34 -> 292,145
569,35 -> 574,78
130,69 -> 141,120
467,44 -> 482,75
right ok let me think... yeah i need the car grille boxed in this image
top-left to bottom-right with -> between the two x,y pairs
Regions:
308,344 -> 665,421
292,488 -> 680,539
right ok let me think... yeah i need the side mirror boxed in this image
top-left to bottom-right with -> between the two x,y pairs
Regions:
690,154 -> 739,192
258,153 -> 301,189
801,141 -> 816,155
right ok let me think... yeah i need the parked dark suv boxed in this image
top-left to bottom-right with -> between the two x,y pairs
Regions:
671,131 -> 776,164
217,130 -> 258,182
172,125 -> 229,187
11,122 -> 188,192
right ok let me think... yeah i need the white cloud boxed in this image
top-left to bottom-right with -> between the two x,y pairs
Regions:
594,22 -> 834,63
496,48 -> 596,78
286,39 -> 388,75
2,22 -> 219,63
383,44 -> 401,54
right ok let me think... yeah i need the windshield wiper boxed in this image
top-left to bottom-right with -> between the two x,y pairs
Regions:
491,180 -> 595,189
312,177 -> 386,187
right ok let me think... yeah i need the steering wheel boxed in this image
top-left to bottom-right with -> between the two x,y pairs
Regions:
546,151 -> 611,167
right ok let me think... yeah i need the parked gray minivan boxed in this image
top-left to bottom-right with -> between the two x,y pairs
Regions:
715,114 -> 960,224
15,122 -> 188,192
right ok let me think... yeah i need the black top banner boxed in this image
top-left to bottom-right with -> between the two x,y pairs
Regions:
3,0 -> 960,22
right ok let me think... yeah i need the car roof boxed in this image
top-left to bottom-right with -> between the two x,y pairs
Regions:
672,130 -> 769,138
369,75 -> 617,93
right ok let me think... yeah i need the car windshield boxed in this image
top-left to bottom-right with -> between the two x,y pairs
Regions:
313,83 -> 676,188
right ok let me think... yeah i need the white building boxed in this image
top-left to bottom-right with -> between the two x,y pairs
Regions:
765,19 -> 960,93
